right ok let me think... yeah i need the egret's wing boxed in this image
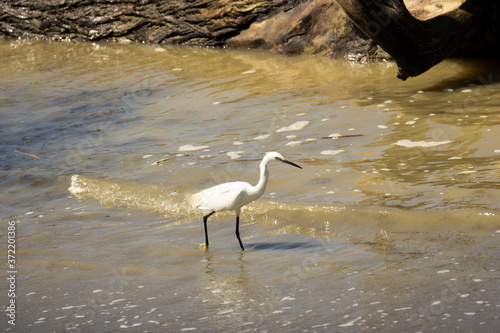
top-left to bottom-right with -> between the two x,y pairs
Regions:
193,181 -> 250,212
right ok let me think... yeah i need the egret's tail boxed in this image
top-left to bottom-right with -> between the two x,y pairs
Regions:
187,191 -> 203,210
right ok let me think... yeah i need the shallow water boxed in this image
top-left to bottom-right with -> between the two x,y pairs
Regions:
1,39 -> 499,332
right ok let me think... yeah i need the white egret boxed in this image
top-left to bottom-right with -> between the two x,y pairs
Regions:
190,152 -> 302,250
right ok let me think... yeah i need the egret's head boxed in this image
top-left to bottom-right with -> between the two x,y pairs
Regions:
265,151 -> 285,161
264,152 -> 302,169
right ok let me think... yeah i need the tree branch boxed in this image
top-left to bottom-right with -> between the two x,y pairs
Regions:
337,0 -> 492,80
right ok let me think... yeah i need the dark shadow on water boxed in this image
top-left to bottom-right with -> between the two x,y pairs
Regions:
246,242 -> 320,251
423,58 -> 500,91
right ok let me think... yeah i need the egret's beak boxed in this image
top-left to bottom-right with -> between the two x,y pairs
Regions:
281,159 -> 302,169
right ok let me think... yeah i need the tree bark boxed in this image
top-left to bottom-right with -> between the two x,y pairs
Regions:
0,0 -> 304,46
336,0 -> 500,80
1,0 -> 499,80
227,0 -> 382,59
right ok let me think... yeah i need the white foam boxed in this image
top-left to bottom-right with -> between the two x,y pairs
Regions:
394,140 -> 452,148
227,151 -> 244,159
109,298 -> 126,305
338,316 -> 362,327
286,141 -> 303,147
178,144 -> 209,152
68,175 -> 86,194
458,170 -> 476,174
321,150 -> 345,156
254,134 -> 271,140
217,309 -> 234,315
276,121 -> 309,132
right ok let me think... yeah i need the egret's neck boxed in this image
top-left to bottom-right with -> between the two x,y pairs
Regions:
251,160 -> 269,197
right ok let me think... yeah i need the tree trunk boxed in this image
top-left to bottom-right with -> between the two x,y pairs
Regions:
336,0 -> 500,80
227,0 -> 383,59
1,0 -> 499,80
0,0 -> 305,46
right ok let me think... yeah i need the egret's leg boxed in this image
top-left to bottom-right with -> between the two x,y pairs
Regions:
203,211 -> 215,249
235,214 -> 244,251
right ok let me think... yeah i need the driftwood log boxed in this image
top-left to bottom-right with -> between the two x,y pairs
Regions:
337,0 -> 500,80
1,1 -> 499,79
0,0 -> 304,46
0,0 -> 388,60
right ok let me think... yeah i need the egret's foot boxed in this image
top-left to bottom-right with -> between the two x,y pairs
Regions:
200,243 -> 209,250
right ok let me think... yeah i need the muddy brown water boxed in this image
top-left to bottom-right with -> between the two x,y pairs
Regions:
1,40 -> 499,332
